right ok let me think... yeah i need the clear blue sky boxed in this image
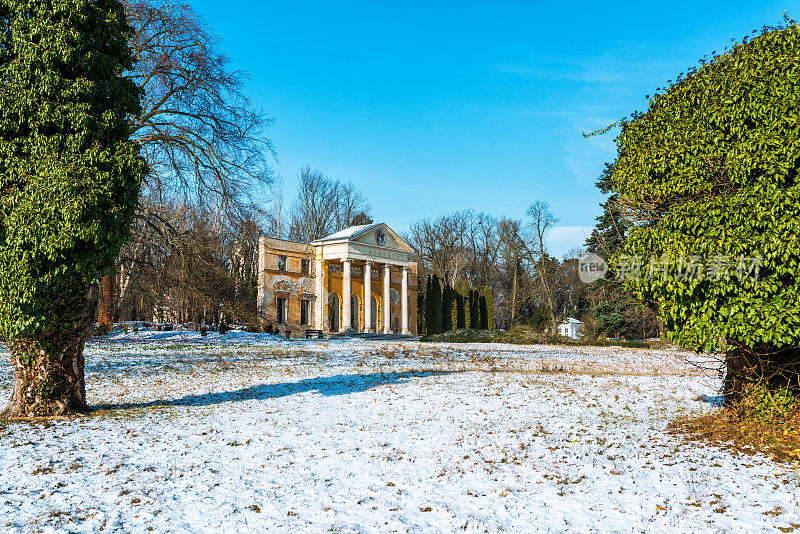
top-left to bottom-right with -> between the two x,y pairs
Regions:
188,0 -> 794,257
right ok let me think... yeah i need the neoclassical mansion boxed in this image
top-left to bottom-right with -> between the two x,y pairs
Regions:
257,223 -> 418,336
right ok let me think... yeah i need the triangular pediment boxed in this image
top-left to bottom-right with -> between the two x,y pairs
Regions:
353,224 -> 412,252
313,223 -> 413,252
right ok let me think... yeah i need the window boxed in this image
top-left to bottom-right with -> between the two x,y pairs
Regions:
301,258 -> 310,275
300,299 -> 310,325
276,297 -> 287,324
277,255 -> 287,271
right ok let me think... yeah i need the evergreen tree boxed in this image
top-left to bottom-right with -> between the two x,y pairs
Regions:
467,290 -> 474,328
483,286 -> 494,330
424,275 -> 433,335
429,275 -> 442,335
0,0 -> 146,418
456,292 -> 466,329
585,163 -> 630,255
455,279 -> 469,328
469,289 -> 480,329
417,276 -> 426,336
441,284 -> 453,332
479,295 -> 489,330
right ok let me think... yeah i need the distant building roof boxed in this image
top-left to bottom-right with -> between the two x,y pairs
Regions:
312,223 -> 383,243
561,317 -> 584,325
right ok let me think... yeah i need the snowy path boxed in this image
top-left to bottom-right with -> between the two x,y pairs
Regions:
1,335 -> 798,533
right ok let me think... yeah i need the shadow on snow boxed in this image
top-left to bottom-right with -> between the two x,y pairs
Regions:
94,370 -> 455,411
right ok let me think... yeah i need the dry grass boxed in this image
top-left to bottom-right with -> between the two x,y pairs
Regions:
671,408 -> 800,463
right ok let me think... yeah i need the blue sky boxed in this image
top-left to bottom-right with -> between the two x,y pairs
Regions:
188,0 -> 794,257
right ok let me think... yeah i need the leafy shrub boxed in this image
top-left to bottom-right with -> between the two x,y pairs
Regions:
245,323 -> 259,333
605,20 -> 800,400
122,324 -> 129,334
94,323 -> 111,337
264,323 -> 274,334
132,323 -> 139,334
740,384 -> 799,423
218,321 -> 229,335
200,325 -> 208,337
0,0 -> 146,416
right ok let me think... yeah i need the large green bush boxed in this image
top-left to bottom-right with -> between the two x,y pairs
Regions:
0,0 -> 145,417
608,20 -> 800,400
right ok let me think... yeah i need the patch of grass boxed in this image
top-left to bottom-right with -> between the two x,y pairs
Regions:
421,328 -> 650,349
586,339 -> 651,349
421,329 -> 553,345
31,466 -> 54,475
672,405 -> 800,463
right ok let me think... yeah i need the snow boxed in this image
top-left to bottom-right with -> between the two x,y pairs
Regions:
311,223 -> 382,243
1,333 -> 799,533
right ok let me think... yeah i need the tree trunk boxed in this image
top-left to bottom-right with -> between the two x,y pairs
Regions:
98,273 -> 115,330
724,345 -> 752,404
0,287 -> 98,419
724,342 -> 800,405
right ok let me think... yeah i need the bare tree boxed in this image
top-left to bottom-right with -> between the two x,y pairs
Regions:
99,0 -> 276,328
497,217 -> 526,324
336,182 -> 372,231
465,212 -> 500,288
524,201 -> 560,334
409,211 -> 471,286
287,166 -> 372,243
126,0 -> 274,214
493,203 -> 560,332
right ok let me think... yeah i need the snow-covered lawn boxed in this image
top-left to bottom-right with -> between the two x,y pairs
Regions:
1,332 -> 799,533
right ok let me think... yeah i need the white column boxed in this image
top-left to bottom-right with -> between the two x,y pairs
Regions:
341,258 -> 352,332
383,264 -> 391,334
314,256 -> 324,330
363,261 -> 373,333
401,266 -> 410,335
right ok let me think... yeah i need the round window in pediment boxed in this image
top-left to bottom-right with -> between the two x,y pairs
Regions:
376,229 -> 385,245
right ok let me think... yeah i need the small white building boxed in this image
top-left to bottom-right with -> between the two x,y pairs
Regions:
558,318 -> 584,339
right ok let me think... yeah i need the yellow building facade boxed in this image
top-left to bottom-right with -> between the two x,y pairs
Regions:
257,223 -> 418,336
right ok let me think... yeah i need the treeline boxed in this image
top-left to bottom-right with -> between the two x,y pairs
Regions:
112,203 -> 263,327
406,201 -> 662,340
419,276 -> 493,335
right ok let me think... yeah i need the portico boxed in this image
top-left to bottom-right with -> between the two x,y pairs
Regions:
258,223 -> 417,336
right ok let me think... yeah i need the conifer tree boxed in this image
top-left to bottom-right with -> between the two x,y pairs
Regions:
456,292 -> 466,329
417,277 -> 426,336
0,0 -> 145,418
469,289 -> 480,329
429,275 -> 442,335
483,286 -> 494,330
479,295 -> 489,330
441,284 -> 453,332
467,290 -> 473,328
